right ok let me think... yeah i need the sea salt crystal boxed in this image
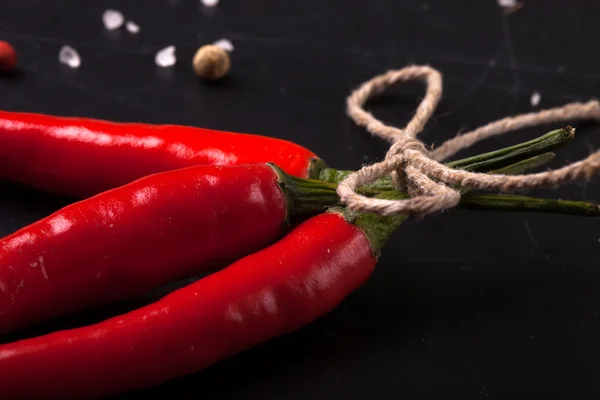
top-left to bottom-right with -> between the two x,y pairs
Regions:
125,21 -> 140,34
202,0 -> 220,7
213,38 -> 234,52
59,45 -> 81,68
530,91 -> 541,107
102,9 -> 125,31
497,0 -> 517,8
155,45 -> 176,67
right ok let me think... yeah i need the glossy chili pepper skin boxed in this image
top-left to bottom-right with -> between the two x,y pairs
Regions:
0,110 -> 320,197
0,163 -> 294,334
0,212 -> 384,399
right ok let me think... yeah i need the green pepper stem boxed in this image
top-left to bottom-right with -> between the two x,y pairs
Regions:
445,127 -> 574,171
459,193 -> 600,216
279,124 -> 596,224
269,163 -> 342,218
489,152 -> 555,175
314,127 -> 574,190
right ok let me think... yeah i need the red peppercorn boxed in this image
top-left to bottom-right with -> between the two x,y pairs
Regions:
0,41 -> 17,72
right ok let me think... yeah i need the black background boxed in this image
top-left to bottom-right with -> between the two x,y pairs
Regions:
1,1 -> 599,399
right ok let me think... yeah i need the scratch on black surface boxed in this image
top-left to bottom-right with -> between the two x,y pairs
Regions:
374,0 -> 396,31
333,367 -> 340,389
462,354 -> 489,398
339,30 -> 600,86
449,46 -> 505,113
227,28 -> 598,87
349,56 -> 390,73
442,74 -> 583,102
406,257 -> 494,263
426,51 -> 600,85
500,12 -> 520,114
396,0 -> 426,15
427,321 -> 436,355
1,31 -> 139,54
2,30 -> 201,56
396,0 -> 455,31
524,220 -> 551,260
227,32 -> 294,45
237,10 -> 361,44
373,0 -> 397,62
33,67 -> 170,119
0,81 -> 37,108
228,31 -> 384,68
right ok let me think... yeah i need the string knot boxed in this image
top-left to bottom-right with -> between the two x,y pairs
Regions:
388,136 -> 428,157
385,136 -> 429,193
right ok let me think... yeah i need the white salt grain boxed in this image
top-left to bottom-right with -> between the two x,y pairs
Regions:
102,9 -> 125,31
530,91 -> 541,107
213,38 -> 234,52
59,45 -> 81,68
202,0 -> 220,7
497,0 -> 517,8
125,21 -> 140,34
155,45 -> 176,67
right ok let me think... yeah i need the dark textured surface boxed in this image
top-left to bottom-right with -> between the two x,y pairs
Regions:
0,1 -> 599,398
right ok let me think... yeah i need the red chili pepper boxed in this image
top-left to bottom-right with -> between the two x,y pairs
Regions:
0,163 -> 339,334
0,198 -> 405,399
0,111 -> 329,197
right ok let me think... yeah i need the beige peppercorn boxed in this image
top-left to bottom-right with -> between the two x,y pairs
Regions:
192,45 -> 230,80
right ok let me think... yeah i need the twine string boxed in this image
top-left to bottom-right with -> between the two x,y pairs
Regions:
337,65 -> 600,216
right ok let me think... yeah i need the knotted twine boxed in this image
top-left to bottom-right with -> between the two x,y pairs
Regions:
336,65 -> 600,216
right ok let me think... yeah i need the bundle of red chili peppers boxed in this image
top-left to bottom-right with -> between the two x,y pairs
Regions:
0,111 -> 597,399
